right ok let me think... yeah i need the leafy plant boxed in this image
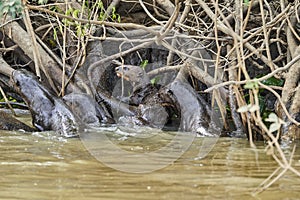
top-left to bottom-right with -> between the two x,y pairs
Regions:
139,60 -> 159,85
0,0 -> 23,18
237,104 -> 260,113
111,6 -> 121,22
37,0 -> 48,5
150,77 -> 160,85
261,76 -> 284,87
140,60 -> 149,70
96,2 -> 120,22
265,113 -> 285,133
63,7 -> 89,37
244,79 -> 259,90
243,0 -> 250,6
243,77 -> 284,114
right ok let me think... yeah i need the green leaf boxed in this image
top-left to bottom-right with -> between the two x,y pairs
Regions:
72,9 -> 80,18
53,28 -> 57,40
261,77 -> 284,87
38,0 -> 48,5
244,79 -> 259,89
150,77 -> 160,85
265,113 -> 286,132
0,0 -> 23,18
2,6 -> 10,13
97,1 -> 104,9
249,105 -> 260,112
140,60 -> 148,69
66,8 -> 73,16
269,123 -> 281,133
76,27 -> 81,37
237,104 -> 259,113
265,113 -> 278,123
8,1 -> 15,6
237,105 -> 250,113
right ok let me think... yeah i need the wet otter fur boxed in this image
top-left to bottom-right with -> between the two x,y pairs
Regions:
115,65 -> 159,106
115,65 -> 150,91
163,69 -> 220,136
115,65 -> 220,135
115,65 -> 169,128
12,69 -> 80,137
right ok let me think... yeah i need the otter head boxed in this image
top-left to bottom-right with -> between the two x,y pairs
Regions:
12,69 -> 43,102
115,65 -> 150,90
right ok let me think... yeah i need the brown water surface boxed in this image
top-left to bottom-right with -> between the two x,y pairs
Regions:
0,126 -> 300,200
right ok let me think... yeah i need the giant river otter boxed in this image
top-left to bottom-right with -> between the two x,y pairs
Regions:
12,69 -> 80,137
9,66 -> 218,136
114,65 -> 169,128
63,93 -> 104,126
115,65 -> 158,105
114,64 -> 219,135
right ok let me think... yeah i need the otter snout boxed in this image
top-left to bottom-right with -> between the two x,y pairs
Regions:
115,66 -> 130,81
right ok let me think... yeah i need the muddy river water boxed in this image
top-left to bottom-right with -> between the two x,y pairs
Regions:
0,116 -> 300,200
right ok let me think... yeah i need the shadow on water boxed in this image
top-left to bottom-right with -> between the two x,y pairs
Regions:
0,126 -> 300,200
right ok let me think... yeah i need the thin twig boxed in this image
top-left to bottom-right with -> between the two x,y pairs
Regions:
205,53 -> 300,92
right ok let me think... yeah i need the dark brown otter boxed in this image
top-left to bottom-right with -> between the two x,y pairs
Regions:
115,65 -> 150,91
161,68 -> 220,136
115,65 -> 159,105
12,69 -> 80,137
115,65 -> 219,135
115,65 -> 169,128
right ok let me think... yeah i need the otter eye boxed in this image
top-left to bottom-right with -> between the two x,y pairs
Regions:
15,80 -> 20,87
137,72 -> 143,78
122,66 -> 129,71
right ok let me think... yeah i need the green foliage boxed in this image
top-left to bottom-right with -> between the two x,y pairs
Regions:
37,0 -> 48,5
244,79 -> 259,89
97,1 -> 105,21
243,0 -> 250,6
139,60 -> 159,85
261,76 -> 284,87
259,76 -> 284,119
28,0 -> 48,5
0,95 -> 19,108
242,76 -> 286,131
95,1 -> 120,22
140,60 -> 149,70
150,77 -> 160,85
111,6 -> 121,22
243,77 -> 284,116
265,113 -> 285,133
63,8 -> 79,26
0,0 -> 23,18
53,0 -> 121,39
0,95 -> 17,103
63,7 -> 89,37
53,27 -> 58,40
237,104 -> 259,113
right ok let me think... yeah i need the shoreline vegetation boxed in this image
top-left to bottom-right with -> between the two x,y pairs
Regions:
0,0 -> 299,194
